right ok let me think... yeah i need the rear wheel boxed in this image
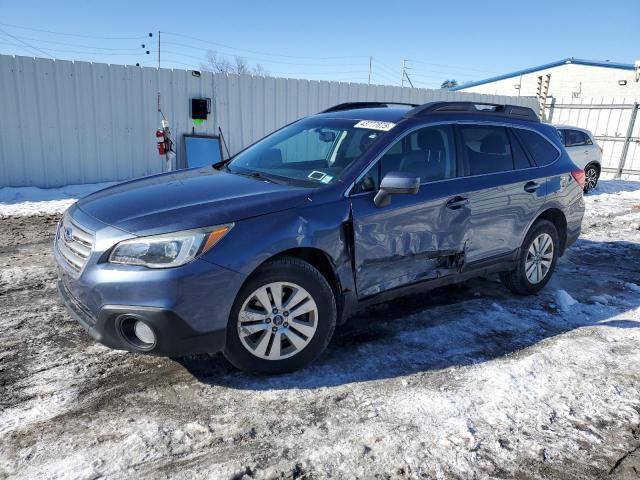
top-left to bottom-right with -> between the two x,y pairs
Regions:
224,256 -> 336,374
501,220 -> 559,295
584,164 -> 600,193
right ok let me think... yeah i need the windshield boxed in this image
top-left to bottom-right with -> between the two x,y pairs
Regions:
226,118 -> 389,187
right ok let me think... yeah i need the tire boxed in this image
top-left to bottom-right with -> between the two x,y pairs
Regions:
223,256 -> 337,374
501,219 -> 559,295
584,163 -> 600,193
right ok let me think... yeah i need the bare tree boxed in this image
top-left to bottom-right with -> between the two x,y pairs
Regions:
200,50 -> 267,76
440,79 -> 458,89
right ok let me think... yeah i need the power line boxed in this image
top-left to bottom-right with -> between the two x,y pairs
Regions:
376,60 -> 401,76
408,59 -> 498,74
0,21 -> 144,40
163,31 -> 369,61
2,34 -> 142,51
0,40 -> 142,56
0,28 -> 54,58
164,50 -> 368,73
162,40 -> 366,67
369,69 -> 398,84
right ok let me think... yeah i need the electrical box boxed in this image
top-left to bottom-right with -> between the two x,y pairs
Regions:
191,98 -> 211,120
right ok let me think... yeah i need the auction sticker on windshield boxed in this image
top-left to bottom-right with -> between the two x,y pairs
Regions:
354,120 -> 395,131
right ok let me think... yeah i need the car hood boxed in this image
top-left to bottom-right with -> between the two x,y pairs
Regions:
77,167 -> 311,236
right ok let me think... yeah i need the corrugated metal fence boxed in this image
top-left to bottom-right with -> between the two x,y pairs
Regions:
544,97 -> 640,176
0,54 -> 539,188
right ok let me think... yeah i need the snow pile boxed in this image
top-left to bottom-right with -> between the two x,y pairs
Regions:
625,282 -> 640,293
555,289 -> 578,311
0,182 -> 113,217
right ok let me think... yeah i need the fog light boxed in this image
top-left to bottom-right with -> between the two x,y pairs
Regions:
133,320 -> 156,345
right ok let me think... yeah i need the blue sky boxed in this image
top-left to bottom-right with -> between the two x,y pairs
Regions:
1,0 -> 638,88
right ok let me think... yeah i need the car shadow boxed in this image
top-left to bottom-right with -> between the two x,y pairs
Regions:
173,238 -> 640,390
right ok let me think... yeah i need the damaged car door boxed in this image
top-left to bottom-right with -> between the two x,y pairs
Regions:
349,124 -> 471,297
455,124 -> 549,265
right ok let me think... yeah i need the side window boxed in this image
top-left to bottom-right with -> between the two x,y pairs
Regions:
459,125 -> 513,175
565,129 -> 587,147
508,129 -> 533,170
514,129 -> 560,166
391,125 -> 457,182
557,129 -> 566,145
352,162 -> 380,194
352,125 -> 456,193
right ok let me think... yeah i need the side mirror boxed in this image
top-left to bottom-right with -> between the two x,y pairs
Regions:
373,171 -> 420,207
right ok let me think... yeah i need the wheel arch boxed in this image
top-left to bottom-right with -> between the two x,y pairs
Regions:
531,208 -> 568,255
584,161 -> 601,173
244,246 -> 348,324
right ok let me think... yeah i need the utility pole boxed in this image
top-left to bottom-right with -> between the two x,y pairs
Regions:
368,56 -> 372,85
157,30 -> 161,69
401,59 -> 414,88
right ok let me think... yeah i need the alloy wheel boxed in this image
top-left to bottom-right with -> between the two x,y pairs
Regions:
525,233 -> 554,284
585,167 -> 598,190
237,281 -> 318,360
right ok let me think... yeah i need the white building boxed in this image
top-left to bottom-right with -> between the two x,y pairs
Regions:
452,58 -> 640,100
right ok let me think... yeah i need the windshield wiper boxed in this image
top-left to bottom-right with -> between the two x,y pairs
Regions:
234,170 -> 283,184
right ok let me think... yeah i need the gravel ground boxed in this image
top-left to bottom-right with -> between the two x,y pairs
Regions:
1,182 -> 640,479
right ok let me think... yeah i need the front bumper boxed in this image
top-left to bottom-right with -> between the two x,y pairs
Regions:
57,280 -> 228,356
54,205 -> 247,356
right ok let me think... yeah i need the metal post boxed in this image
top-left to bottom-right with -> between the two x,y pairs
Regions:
401,59 -> 405,87
368,56 -> 372,85
616,102 -> 639,178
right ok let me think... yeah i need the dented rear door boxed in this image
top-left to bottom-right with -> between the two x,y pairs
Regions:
350,179 -> 472,298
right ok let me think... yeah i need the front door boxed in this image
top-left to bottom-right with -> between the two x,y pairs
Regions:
349,124 -> 471,297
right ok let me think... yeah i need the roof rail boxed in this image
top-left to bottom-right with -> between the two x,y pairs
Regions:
321,102 -> 419,113
405,102 -> 540,122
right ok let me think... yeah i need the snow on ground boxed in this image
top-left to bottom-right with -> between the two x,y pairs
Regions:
0,182 -> 113,217
0,179 -> 640,479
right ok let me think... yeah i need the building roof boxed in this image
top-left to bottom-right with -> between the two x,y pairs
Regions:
451,58 -> 636,91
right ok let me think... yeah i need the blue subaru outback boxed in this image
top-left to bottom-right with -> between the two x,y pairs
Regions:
54,101 -> 585,374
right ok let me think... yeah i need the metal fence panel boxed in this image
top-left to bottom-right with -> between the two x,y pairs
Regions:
545,97 -> 640,176
0,54 -> 539,188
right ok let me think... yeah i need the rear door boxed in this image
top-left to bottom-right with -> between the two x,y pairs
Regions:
349,124 -> 472,297
582,131 -> 601,164
455,123 -> 549,265
562,129 -> 592,168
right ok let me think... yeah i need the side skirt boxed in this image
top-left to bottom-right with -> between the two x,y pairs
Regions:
347,251 -> 518,316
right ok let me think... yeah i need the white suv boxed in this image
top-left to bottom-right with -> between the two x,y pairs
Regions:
555,125 -> 602,192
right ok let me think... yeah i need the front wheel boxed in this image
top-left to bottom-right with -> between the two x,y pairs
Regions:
501,220 -> 559,295
224,256 -> 337,374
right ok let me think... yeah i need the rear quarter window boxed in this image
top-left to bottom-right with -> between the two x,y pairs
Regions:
513,129 -> 559,167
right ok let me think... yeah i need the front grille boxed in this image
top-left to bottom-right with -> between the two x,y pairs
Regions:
56,213 -> 94,275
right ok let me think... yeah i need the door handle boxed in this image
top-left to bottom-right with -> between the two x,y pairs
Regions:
584,150 -> 590,154
446,196 -> 469,209
524,181 -> 541,193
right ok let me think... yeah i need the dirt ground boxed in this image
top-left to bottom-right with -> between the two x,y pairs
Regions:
1,183 -> 640,479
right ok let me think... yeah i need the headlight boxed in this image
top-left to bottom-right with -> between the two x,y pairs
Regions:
109,224 -> 233,268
